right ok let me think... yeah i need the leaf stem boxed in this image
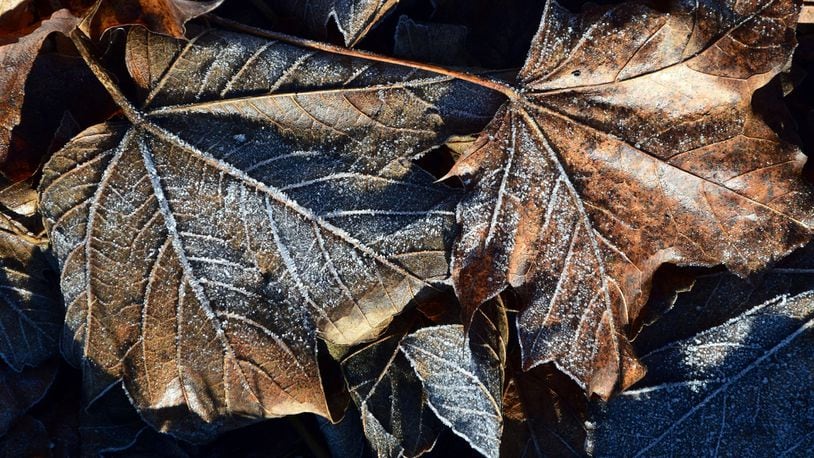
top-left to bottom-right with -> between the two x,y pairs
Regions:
206,15 -> 520,101
69,28 -> 144,124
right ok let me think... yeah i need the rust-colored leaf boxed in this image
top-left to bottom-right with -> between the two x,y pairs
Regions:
39,26 -> 499,441
450,0 -> 814,398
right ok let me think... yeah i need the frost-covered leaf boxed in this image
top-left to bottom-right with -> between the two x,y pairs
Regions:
401,302 -> 507,458
40,26 -> 498,441
343,323 -> 443,458
0,213 -> 61,371
588,291 -> 814,456
450,0 -> 814,397
269,0 -> 398,46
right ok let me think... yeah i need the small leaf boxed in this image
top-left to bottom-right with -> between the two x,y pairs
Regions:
588,291 -> 814,456
343,327 -> 443,457
401,302 -> 507,458
450,0 -> 813,397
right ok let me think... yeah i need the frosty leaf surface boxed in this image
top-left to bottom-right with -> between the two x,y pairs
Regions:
450,0 -> 814,397
342,329 -> 442,457
588,291 -> 814,456
401,303 -> 507,458
0,213 -> 61,371
39,26 -> 498,441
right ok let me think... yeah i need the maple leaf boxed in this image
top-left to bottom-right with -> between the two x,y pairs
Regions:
589,290 -> 814,455
449,0 -> 814,397
39,25 -> 499,440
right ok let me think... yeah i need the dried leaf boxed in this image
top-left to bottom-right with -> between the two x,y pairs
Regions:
401,302 -> 507,458
269,0 -> 398,47
0,176 -> 37,217
81,0 -> 223,38
0,212 -> 61,371
450,0 -> 813,397
40,26 -> 498,440
0,9 -> 79,175
342,326 -> 443,457
588,291 -> 814,456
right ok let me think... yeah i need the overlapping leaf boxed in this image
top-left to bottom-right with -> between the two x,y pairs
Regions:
401,302 -> 507,458
588,291 -> 814,456
450,0 -> 814,397
343,328 -> 443,457
39,26 -> 499,441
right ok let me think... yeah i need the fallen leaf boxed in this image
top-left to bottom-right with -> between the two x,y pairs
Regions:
0,212 -> 61,372
269,0 -> 398,46
0,176 -> 38,217
81,0 -> 223,38
401,301 -> 507,458
342,328 -> 443,457
0,9 -> 79,176
450,0 -> 814,397
588,290 -> 814,456
40,26 -> 499,440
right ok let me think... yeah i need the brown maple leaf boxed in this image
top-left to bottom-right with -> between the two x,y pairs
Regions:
449,0 -> 814,398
